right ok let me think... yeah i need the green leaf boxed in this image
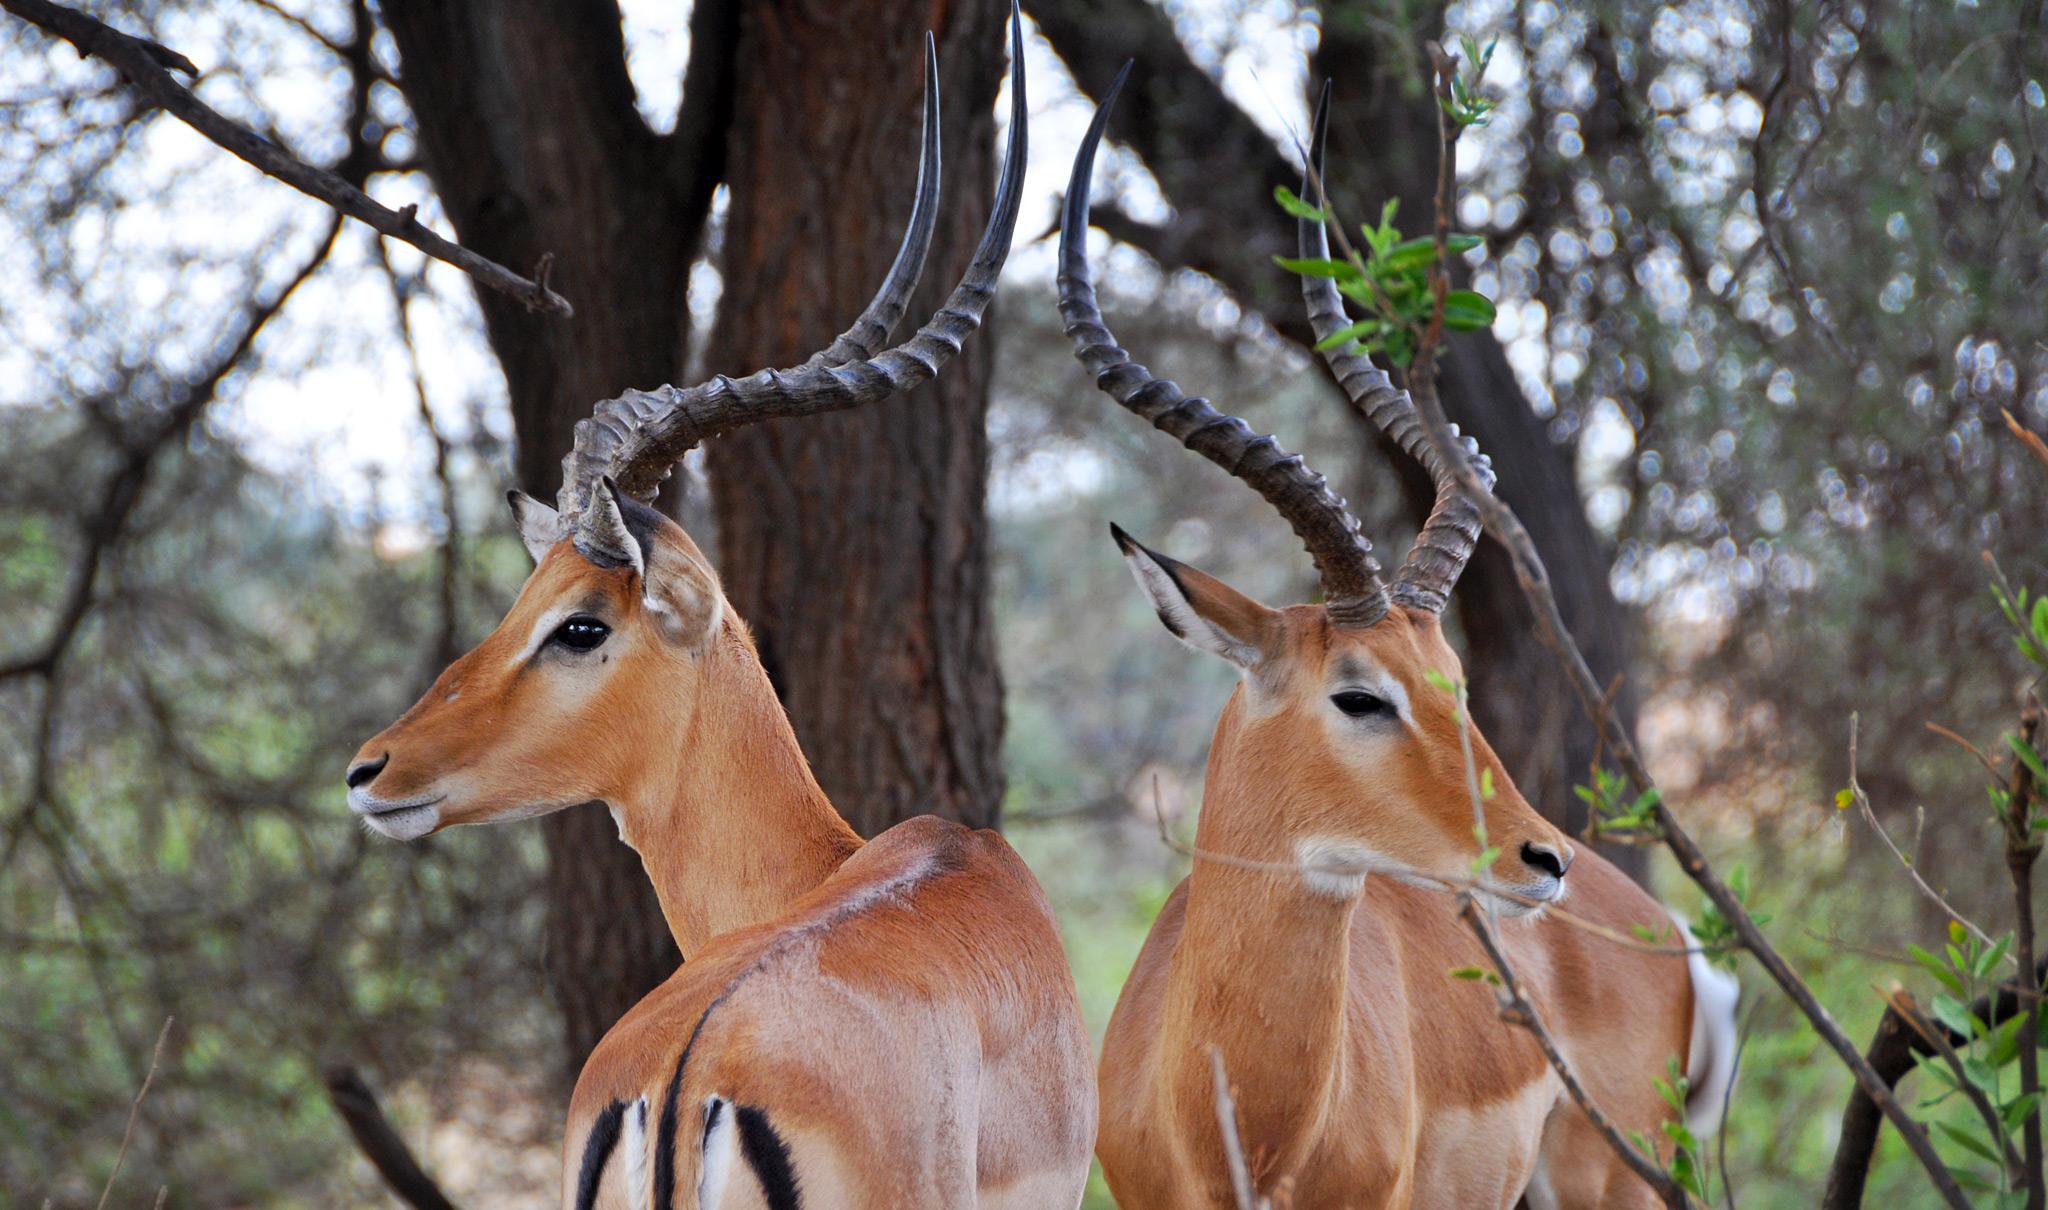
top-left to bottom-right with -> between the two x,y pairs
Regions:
1272,255 -> 1363,282
1447,965 -> 1488,980
1312,319 -> 1383,352
1931,993 -> 1978,1040
1470,845 -> 1502,874
1974,933 -> 2012,979
1964,1056 -> 1998,1089
1379,234 -> 1485,271
1440,289 -> 1498,331
1936,1121 -> 2001,1164
2003,1091 -> 2041,1130
1910,942 -> 1967,995
2009,733 -> 2048,785
1272,184 -> 1329,222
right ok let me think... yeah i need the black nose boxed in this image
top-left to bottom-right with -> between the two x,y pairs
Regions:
1521,840 -> 1572,880
346,754 -> 389,789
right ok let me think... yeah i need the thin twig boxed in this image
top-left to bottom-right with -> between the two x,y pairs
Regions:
1845,714 -> 2006,960
1209,1047 -> 1265,1210
96,1016 -> 172,1210
0,0 -> 572,316
1147,779 -> 1716,958
1457,898 -> 1690,1209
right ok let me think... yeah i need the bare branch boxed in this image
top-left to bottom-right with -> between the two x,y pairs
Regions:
0,0 -> 573,317
324,1067 -> 460,1210
1208,1047 -> 1266,1210
96,1017 -> 173,1210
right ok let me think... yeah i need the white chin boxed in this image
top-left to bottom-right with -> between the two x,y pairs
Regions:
1485,881 -> 1563,918
361,804 -> 440,841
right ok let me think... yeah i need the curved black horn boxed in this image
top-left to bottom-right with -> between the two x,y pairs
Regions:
556,5 -> 1030,516
1298,83 -> 1495,615
1057,67 -> 1390,628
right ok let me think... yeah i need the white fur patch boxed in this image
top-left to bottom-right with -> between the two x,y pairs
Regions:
1121,549 -> 1260,669
1293,837 -> 1378,899
623,1097 -> 649,1210
698,1096 -> 738,1208
1679,915 -> 1742,1139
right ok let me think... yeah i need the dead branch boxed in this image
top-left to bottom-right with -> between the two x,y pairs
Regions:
96,1017 -> 172,1210
1209,1047 -> 1266,1210
0,0 -> 572,317
324,1066 -> 459,1210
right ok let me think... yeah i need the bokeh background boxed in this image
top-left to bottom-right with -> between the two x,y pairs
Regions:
4,0 -> 2046,1205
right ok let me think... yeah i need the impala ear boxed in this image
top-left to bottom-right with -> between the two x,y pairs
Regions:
642,543 -> 725,647
574,477 -> 645,577
507,491 -> 564,565
1110,524 -> 1278,669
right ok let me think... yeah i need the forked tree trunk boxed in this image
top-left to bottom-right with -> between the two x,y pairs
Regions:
705,0 -> 1008,839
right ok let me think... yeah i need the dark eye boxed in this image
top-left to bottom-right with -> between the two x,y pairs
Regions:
550,616 -> 611,653
1331,690 -> 1392,719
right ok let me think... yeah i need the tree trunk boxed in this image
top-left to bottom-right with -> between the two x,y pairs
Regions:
377,0 -> 737,1075
1029,0 -> 1641,874
705,1 -> 1007,838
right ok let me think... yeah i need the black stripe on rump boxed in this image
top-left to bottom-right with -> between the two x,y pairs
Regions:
737,1105 -> 802,1210
653,1045 -> 690,1210
574,1099 -> 628,1210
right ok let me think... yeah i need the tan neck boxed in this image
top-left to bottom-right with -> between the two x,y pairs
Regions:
1161,728 -> 1357,1179
612,622 -> 862,956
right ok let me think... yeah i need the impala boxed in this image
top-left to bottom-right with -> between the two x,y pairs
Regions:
346,22 -> 1095,1208
1057,75 -> 1739,1209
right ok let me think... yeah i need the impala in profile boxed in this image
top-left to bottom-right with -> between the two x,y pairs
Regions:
346,21 -> 1095,1208
1058,74 -> 1739,1209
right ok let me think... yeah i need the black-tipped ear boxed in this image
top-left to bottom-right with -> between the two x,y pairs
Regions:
1111,524 -> 1278,669
508,490 -> 563,565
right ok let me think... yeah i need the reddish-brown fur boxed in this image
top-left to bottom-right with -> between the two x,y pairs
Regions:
1098,552 -> 1697,1209
350,506 -> 1094,1208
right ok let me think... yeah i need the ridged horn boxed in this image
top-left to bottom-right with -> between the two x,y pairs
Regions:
1298,83 -> 1496,614
554,5 -> 1030,518
1057,66 -> 1391,629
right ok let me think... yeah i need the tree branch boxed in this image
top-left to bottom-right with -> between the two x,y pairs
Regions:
0,0 -> 573,316
324,1067 -> 459,1210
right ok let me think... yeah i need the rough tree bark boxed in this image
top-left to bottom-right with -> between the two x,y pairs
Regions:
1029,0 -> 1641,872
707,0 -> 1007,838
